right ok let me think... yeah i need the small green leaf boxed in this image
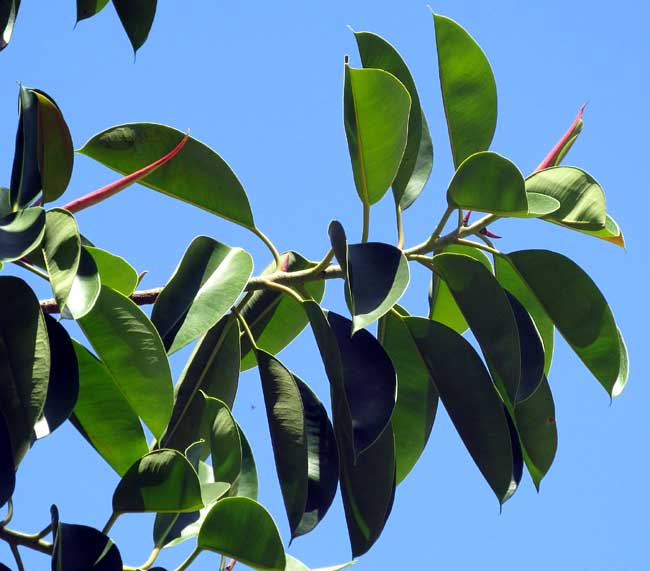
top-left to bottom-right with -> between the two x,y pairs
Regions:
71,341 -> 148,475
507,250 -> 627,397
240,252 -> 325,371
433,13 -> 497,167
343,64 -> 411,206
79,124 -> 255,229
10,86 -> 41,208
112,0 -> 157,53
204,396 -> 242,485
354,31 -> 433,209
152,236 -> 253,354
0,411 -> 15,508
526,166 -> 607,230
447,152 -> 527,216
198,497 -> 286,571
405,317 -> 516,503
78,286 -> 173,438
76,0 -> 109,23
159,317 -> 240,454
0,0 -> 20,51
329,221 -> 409,333
0,206 -> 45,262
113,449 -> 203,514
378,308 -> 438,484
524,192 -> 561,218
0,276 -> 49,464
85,246 -> 138,296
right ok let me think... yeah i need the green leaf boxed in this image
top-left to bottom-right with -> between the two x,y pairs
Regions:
432,253 -> 520,405
576,213 -> 625,247
204,396 -> 242,485
64,246 -> 101,319
112,0 -> 157,53
34,314 -> 79,438
76,0 -> 109,23
507,250 -> 627,397
31,89 -> 74,203
159,317 -> 240,454
429,244 -> 491,333
42,209 -> 81,313
240,252 -> 325,371
85,246 -> 138,296
494,255 -> 554,376
71,341 -> 149,475
151,236 -> 253,354
10,86 -> 41,208
78,286 -> 173,438
378,308 -> 438,484
113,449 -> 203,514
230,424 -> 258,500
329,221 -> 409,333
343,64 -> 411,206
197,497 -> 286,571
354,31 -> 433,209
526,166 -> 607,230
524,192 -> 561,218
286,558 -> 354,571
0,205 -> 45,262
433,13 -> 497,167
0,276 -> 49,464
405,317 -> 516,503
447,152 -> 527,215
0,411 -> 15,508
0,0 -> 20,51
79,123 -> 255,229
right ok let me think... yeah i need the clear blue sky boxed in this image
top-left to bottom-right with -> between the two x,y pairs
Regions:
1,1 -> 648,569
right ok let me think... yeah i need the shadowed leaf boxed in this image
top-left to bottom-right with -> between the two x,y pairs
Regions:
112,0 -> 157,53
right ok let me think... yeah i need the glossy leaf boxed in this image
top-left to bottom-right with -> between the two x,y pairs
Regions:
78,286 -> 173,438
525,192 -> 561,218
0,276 -> 49,464
205,396 -> 242,485
343,64 -> 411,206
432,253 -> 520,405
447,152 -> 527,216
329,220 -> 409,333
433,13 -> 497,167
577,213 -> 625,247
10,86 -> 41,208
34,315 -> 79,439
0,411 -> 14,508
507,250 -> 627,397
526,166 -> 606,230
76,0 -> 109,23
198,497 -> 286,571
240,252 -> 325,370
72,342 -> 148,475
405,317 -> 516,503
85,246 -> 138,296
429,244 -> 491,333
152,236 -> 252,354
0,205 -> 45,262
230,424 -> 259,500
159,317 -> 240,453
0,0 -> 20,50
64,246 -> 101,319
52,517 -> 122,571
79,123 -> 255,229
378,308 -> 438,484
113,449 -> 203,514
32,89 -> 73,203
354,31 -> 433,209
112,0 -> 157,53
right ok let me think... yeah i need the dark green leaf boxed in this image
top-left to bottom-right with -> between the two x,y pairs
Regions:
0,0 -> 20,51
152,236 -> 252,354
112,0 -> 157,53
159,317 -> 240,453
432,252 -> 520,405
378,308 -> 438,484
76,0 -> 109,23
343,64 -> 411,206
507,250 -> 627,396
10,86 -> 41,208
205,396 -> 242,485
34,315 -> 79,438
113,449 -> 203,514
405,317 -> 516,503
230,424 -> 258,500
433,13 -> 497,167
447,152 -> 527,216
354,31 -> 433,209
198,497 -> 286,571
240,252 -> 325,371
78,286 -> 173,438
85,246 -> 137,296
0,206 -> 45,262
79,124 -> 255,229
71,341 -> 148,475
0,276 -> 49,464
52,517 -> 122,571
329,221 -> 409,332
0,411 -> 15,508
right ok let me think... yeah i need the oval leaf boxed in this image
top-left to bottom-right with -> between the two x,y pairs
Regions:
152,236 -> 253,354
230,424 -> 259,500
85,246 -> 138,296
79,123 -> 255,229
76,0 -> 109,23
52,518 -> 123,571
0,205 -> 45,262
64,246 -> 101,319
205,396 -> 242,485
10,86 -> 41,208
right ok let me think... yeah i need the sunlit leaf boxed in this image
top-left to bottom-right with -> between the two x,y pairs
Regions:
85,246 -> 138,296
576,213 -> 624,247
64,246 -> 101,319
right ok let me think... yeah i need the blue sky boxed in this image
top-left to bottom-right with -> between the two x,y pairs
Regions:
1,1 -> 648,569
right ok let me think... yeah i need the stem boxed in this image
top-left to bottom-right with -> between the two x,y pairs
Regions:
361,203 -> 370,243
395,204 -> 404,249
455,238 -> 501,256
258,279 -> 305,304
476,232 -> 496,249
173,548 -> 199,571
10,542 -> 24,571
251,227 -> 282,269
1,499 -> 13,526
431,205 -> 454,242
236,313 -> 258,349
101,512 -> 119,535
311,248 -> 334,276
137,546 -> 161,570
0,525 -> 53,556
13,259 -> 50,281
